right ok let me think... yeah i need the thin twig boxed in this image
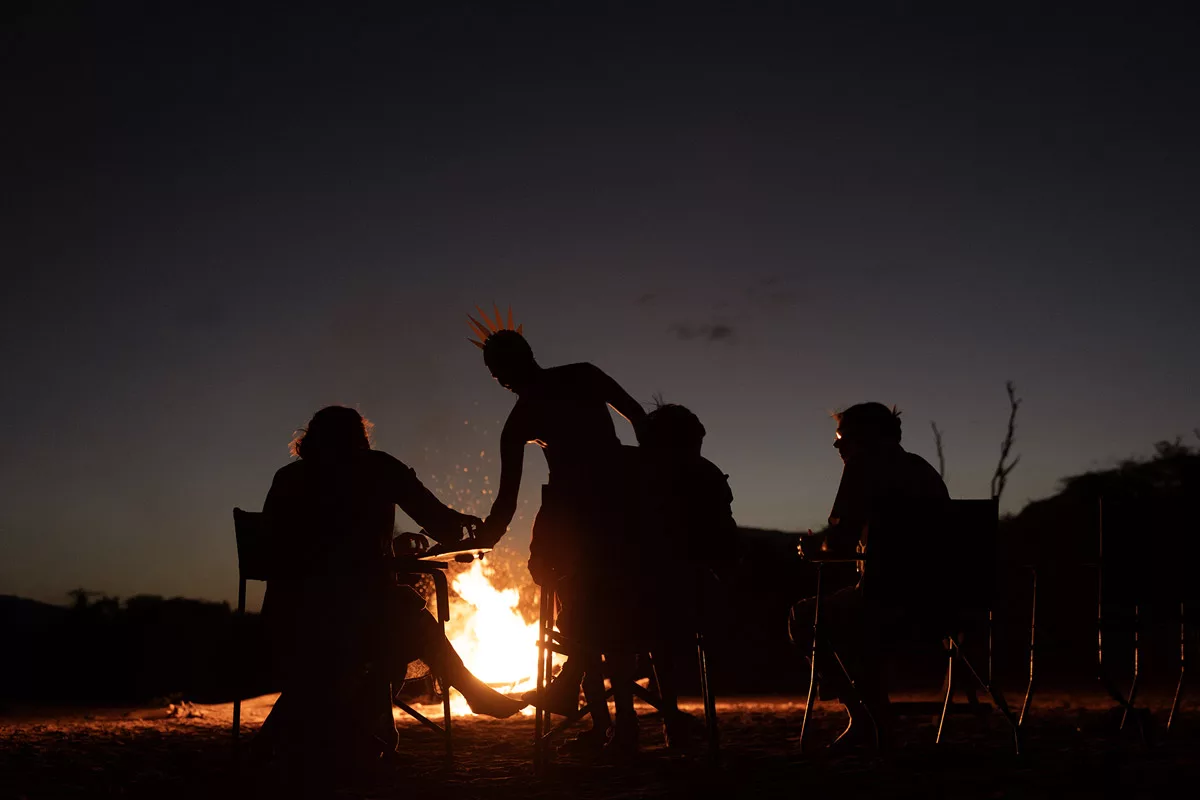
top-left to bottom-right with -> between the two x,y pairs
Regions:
990,381 -> 1022,501
930,420 -> 946,481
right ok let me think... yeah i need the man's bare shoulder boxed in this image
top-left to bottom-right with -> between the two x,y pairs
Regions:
545,362 -> 602,379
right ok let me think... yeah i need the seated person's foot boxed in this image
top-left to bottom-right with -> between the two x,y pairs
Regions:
521,677 -> 583,716
456,674 -> 528,719
556,725 -> 609,756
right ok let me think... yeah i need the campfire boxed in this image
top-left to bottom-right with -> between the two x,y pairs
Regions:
419,558 -> 547,717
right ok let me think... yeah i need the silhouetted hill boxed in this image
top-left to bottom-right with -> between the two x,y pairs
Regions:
1,595 -> 69,628
0,593 -> 270,708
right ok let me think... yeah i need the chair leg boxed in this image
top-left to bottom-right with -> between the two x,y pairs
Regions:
955,642 -> 1022,755
936,645 -> 955,744
1119,605 -> 1142,735
534,584 -> 553,775
1168,603 -> 1186,732
1019,568 -> 1037,728
797,565 -> 823,754
696,631 -> 719,758
630,681 -> 666,710
233,576 -> 246,746
430,569 -> 453,766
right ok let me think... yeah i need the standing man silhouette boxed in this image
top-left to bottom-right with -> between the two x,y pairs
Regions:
469,306 -> 648,754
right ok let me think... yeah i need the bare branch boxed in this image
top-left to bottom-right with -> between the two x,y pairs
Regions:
930,420 -> 946,480
990,381 -> 1022,501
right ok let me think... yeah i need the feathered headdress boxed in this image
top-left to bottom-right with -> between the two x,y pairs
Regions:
467,304 -> 522,349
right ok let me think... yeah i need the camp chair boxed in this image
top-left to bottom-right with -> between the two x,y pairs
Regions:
231,508 -> 455,763
796,498 -> 1022,754
1095,496 -> 1197,737
532,576 -> 719,773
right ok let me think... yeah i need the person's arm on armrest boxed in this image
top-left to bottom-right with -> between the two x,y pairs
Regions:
384,453 -> 479,544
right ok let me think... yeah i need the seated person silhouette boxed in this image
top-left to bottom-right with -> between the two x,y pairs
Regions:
262,406 -> 525,767
467,306 -> 648,756
633,402 -> 736,749
789,402 -> 948,748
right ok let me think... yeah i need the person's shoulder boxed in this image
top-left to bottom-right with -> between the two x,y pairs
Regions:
540,362 -> 605,390
552,362 -> 603,378
361,448 -> 416,476
901,449 -> 941,477
900,449 -> 950,496
698,456 -> 734,501
695,456 -> 729,482
272,460 -> 305,482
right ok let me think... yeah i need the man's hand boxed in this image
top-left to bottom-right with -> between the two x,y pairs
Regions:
458,514 -> 484,540
474,516 -> 507,549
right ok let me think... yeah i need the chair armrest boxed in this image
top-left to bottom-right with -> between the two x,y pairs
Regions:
385,555 -> 449,574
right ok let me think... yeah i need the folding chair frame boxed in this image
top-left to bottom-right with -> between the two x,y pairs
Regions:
1095,497 -> 1199,738
532,582 -> 719,773
797,552 -> 1023,754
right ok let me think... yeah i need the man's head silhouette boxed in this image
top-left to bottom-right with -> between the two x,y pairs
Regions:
468,305 -> 537,393
833,402 -> 901,464
290,405 -> 373,460
483,329 -> 537,393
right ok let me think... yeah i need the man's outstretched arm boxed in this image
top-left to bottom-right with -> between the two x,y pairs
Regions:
384,453 -> 479,544
479,408 -> 527,545
590,363 -> 647,437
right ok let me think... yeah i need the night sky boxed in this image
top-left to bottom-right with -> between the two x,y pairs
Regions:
3,3 -> 1198,606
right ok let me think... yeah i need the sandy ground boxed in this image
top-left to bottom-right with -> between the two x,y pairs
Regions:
3,690 -> 1198,799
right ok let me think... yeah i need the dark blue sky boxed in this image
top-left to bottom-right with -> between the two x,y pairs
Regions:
3,3 -> 1198,605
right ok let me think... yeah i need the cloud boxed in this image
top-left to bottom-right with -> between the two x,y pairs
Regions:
670,322 -> 735,343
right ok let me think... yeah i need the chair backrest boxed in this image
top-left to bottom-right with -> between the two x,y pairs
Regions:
233,508 -> 272,582
864,498 -> 999,630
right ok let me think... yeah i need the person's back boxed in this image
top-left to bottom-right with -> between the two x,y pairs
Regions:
266,449 -> 416,591
635,404 -> 735,613
832,447 -> 946,526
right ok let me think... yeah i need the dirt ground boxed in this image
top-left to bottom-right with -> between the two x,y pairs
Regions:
3,690 -> 1198,799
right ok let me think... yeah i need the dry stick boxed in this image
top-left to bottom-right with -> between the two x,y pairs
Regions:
930,420 -> 947,481
990,381 -> 1022,501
